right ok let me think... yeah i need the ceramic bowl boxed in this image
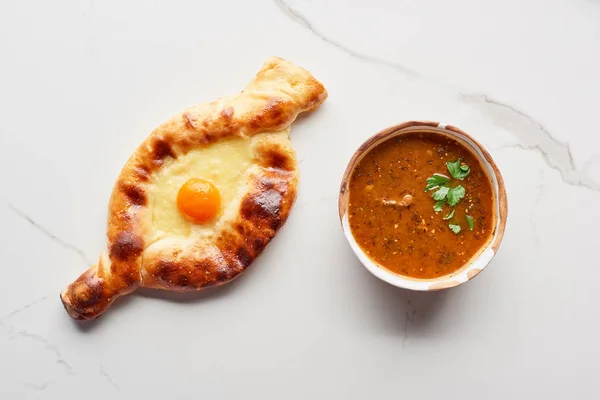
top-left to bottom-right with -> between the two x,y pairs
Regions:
338,121 -> 508,291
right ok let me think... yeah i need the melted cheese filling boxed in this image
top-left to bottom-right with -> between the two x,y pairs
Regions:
151,137 -> 253,237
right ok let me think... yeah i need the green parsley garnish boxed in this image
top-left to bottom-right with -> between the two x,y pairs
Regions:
449,223 -> 461,234
446,158 -> 470,180
443,209 -> 455,220
447,185 -> 465,207
425,173 -> 450,191
425,159 -> 472,235
432,186 -> 450,201
466,215 -> 474,231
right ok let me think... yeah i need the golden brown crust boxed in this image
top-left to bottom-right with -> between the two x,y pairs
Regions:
141,167 -> 297,291
61,57 -> 327,320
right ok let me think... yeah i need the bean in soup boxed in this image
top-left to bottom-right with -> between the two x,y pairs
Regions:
348,132 -> 495,279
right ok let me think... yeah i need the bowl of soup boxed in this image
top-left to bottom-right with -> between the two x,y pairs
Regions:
338,121 -> 507,290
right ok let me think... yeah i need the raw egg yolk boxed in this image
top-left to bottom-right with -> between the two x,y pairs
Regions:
176,178 -> 221,224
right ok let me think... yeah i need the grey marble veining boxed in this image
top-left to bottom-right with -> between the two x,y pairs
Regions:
1,0 -> 599,398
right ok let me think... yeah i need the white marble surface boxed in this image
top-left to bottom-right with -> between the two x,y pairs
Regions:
1,0 -> 599,398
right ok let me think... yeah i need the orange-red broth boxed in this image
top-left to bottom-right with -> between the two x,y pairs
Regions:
348,132 -> 495,279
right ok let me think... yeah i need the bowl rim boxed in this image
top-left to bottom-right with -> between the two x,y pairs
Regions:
338,121 -> 508,291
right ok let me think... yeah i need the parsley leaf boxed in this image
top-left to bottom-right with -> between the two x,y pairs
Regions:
433,201 -> 444,212
449,223 -> 461,234
446,159 -> 470,180
447,185 -> 465,206
432,186 -> 450,201
443,209 -> 455,220
425,173 -> 450,191
466,215 -> 474,231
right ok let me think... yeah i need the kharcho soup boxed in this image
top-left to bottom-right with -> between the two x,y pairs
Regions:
348,131 -> 495,279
